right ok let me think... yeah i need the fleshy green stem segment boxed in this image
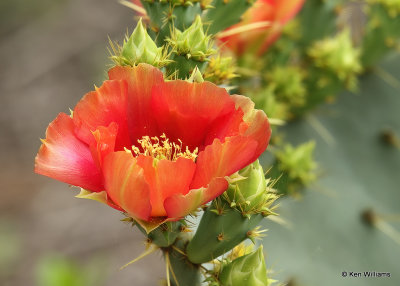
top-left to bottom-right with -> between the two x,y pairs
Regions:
186,200 -> 264,264
165,237 -> 202,286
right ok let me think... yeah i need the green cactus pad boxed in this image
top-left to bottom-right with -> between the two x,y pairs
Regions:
203,0 -> 254,35
186,200 -> 264,264
261,54 -> 400,286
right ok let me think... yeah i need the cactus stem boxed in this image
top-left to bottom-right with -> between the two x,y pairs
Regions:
217,232 -> 226,241
119,244 -> 159,270
247,226 -> 268,244
165,251 -> 180,286
210,198 -> 228,215
171,245 -> 186,256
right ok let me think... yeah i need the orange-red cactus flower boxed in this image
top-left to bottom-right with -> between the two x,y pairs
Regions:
219,0 -> 305,56
35,64 -> 270,226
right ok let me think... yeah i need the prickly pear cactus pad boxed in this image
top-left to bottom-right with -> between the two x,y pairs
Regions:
261,55 -> 400,286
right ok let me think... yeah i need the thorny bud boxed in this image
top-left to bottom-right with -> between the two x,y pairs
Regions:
248,86 -> 289,122
308,29 -> 362,91
110,18 -> 170,67
168,15 -> 216,61
204,55 -> 238,84
265,66 -> 306,108
219,246 -> 270,286
225,160 -> 278,216
275,141 -> 317,190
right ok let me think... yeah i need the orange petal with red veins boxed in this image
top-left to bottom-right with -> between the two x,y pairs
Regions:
108,64 -> 164,143
89,122 -> 118,169
73,80 -> 130,150
231,94 -> 271,160
190,136 -> 258,190
151,80 -> 235,150
103,151 -> 152,221
136,156 -> 196,217
164,177 -> 228,219
35,113 -> 103,192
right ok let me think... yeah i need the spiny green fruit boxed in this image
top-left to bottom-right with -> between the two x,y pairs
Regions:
224,160 -> 278,216
308,29 -> 362,91
272,141 -> 317,195
219,246 -> 270,286
265,66 -> 306,108
168,15 -> 215,61
186,199 -> 264,264
110,18 -> 169,68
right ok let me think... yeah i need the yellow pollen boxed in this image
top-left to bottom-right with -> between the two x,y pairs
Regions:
126,133 -> 198,162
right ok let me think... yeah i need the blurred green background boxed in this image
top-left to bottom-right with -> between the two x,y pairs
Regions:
0,1 -> 399,286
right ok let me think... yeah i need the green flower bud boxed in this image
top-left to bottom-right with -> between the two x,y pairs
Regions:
265,66 -> 306,108
308,29 -> 362,91
168,15 -> 215,61
225,160 -> 278,216
248,87 -> 289,122
219,246 -> 270,286
110,18 -> 170,68
273,141 -> 317,194
204,55 -> 238,84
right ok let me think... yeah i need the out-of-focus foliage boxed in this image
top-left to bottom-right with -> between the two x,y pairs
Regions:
0,221 -> 21,279
0,0 -> 67,36
261,54 -> 400,286
36,255 -> 107,286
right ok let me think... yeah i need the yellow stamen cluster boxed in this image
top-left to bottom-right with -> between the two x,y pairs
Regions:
126,133 -> 198,162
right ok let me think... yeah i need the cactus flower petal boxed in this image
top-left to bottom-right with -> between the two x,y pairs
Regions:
89,122 -> 118,169
136,156 -> 197,217
164,177 -> 228,219
103,151 -> 152,221
35,113 -> 104,192
190,136 -> 258,190
73,80 -> 130,150
151,80 -> 236,150
108,64 -> 164,144
219,0 -> 305,56
35,64 -> 271,222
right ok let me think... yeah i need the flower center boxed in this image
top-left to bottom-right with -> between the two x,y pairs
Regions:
125,133 -> 198,162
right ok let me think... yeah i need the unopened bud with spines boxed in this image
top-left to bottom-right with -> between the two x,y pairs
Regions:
168,15 -> 215,61
110,18 -> 170,68
204,55 -> 238,84
272,141 -> 317,195
265,66 -> 306,108
224,160 -> 278,217
308,29 -> 362,91
219,246 -> 270,286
